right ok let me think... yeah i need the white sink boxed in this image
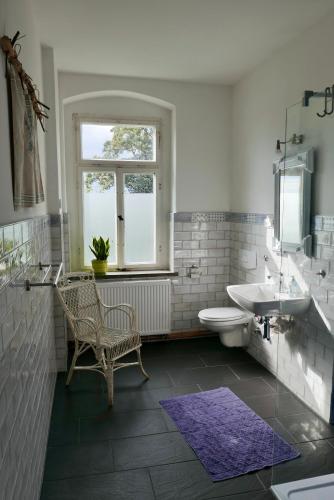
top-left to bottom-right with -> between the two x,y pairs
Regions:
227,283 -> 310,316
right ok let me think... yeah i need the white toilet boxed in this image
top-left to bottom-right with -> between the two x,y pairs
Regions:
198,307 -> 253,347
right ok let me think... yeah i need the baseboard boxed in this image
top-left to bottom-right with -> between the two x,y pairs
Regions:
67,329 -> 215,349
141,329 -> 215,342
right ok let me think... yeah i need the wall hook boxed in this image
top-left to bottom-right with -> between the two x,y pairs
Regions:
317,86 -> 332,117
329,84 -> 334,115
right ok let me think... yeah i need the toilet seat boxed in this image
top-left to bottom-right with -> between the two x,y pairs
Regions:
198,307 -> 246,322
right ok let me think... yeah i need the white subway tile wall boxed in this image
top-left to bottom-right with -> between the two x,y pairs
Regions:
50,214 -> 70,371
229,216 -> 334,422
0,215 -> 57,500
172,216 -> 231,331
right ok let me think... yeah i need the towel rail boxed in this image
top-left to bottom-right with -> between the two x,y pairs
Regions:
12,262 -> 63,291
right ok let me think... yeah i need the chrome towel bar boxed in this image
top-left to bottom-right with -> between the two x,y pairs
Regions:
12,262 -> 63,291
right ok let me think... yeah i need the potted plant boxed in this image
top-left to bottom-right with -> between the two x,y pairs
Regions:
90,236 -> 110,276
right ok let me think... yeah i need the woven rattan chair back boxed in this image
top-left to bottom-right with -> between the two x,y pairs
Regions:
59,280 -> 103,332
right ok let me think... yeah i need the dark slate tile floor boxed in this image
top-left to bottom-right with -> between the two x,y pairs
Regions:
41,336 -> 334,499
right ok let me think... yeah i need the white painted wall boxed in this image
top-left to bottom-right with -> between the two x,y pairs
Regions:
231,9 -> 334,215
42,46 -> 62,214
0,0 -> 47,224
58,73 -> 232,213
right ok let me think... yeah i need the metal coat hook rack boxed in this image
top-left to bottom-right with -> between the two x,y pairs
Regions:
317,85 -> 334,117
303,85 -> 334,117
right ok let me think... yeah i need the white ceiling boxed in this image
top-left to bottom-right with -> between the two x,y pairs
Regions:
34,0 -> 334,84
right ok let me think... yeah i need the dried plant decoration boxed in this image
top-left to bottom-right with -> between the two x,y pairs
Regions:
0,31 -> 50,131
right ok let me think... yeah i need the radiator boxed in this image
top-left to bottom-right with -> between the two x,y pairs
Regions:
97,280 -> 171,335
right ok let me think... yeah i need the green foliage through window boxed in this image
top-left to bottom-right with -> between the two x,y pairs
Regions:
125,175 -> 153,193
84,126 -> 155,193
101,126 -> 154,161
84,172 -> 114,193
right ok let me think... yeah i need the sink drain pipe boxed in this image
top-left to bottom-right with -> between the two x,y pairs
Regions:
263,317 -> 271,341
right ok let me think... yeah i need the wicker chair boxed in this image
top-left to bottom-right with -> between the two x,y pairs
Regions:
56,272 -> 149,405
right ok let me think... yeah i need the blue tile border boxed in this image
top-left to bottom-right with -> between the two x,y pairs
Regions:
312,215 -> 334,232
173,212 -> 192,222
173,211 -> 273,225
192,212 -> 228,223
174,211 -> 333,228
227,212 -> 272,224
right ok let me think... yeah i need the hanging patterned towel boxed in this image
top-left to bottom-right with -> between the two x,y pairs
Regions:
9,64 -> 44,209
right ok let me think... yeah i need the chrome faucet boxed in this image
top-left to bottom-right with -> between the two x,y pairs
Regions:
266,271 -> 283,280
267,271 -> 288,292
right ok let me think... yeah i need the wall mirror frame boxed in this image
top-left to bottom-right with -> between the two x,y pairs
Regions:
273,148 -> 314,257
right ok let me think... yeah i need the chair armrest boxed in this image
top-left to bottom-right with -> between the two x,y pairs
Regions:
100,302 -> 136,329
73,316 -> 101,346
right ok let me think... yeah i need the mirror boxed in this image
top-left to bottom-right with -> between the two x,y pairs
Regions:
273,148 -> 314,256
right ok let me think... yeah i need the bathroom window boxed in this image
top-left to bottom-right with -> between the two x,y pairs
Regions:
80,122 -> 157,163
75,116 -> 164,271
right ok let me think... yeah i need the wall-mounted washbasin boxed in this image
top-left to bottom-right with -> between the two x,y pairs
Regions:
227,283 -> 310,316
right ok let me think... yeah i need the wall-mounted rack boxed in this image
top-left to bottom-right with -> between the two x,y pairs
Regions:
12,262 -> 63,291
303,89 -> 331,107
303,86 -> 334,117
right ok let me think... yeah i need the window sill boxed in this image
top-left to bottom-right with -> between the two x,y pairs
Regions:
95,270 -> 178,282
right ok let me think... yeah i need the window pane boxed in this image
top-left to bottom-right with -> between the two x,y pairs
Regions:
81,123 -> 156,161
124,174 -> 156,264
82,172 -> 117,266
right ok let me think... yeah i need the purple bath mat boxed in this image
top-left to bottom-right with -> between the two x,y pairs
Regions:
160,387 -> 300,481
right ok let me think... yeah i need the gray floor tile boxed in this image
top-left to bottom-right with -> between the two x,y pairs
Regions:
43,338 -> 334,500
41,469 -> 154,500
80,409 -> 170,442
168,337 -> 222,355
145,353 -> 205,370
109,384 -> 201,412
211,378 -> 275,398
261,375 -> 291,394
229,362 -> 272,380
264,417 -> 296,444
113,432 -> 195,470
278,411 -> 334,443
258,439 -> 334,488
200,348 -> 254,367
242,393 -> 308,419
215,490 -> 275,500
51,391 -> 112,419
169,365 -> 239,387
114,365 -> 173,391
44,441 -> 114,480
149,460 -> 265,500
47,417 -> 80,447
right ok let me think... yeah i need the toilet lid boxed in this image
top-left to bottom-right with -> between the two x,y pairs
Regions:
198,307 -> 245,321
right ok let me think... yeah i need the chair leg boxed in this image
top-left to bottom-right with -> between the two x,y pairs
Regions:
66,343 -> 79,386
105,362 -> 114,406
136,348 -> 149,379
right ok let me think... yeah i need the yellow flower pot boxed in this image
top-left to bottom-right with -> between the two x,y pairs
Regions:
91,259 -> 108,276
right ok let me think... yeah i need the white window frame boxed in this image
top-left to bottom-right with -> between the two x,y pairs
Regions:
78,116 -> 160,166
75,114 -> 164,271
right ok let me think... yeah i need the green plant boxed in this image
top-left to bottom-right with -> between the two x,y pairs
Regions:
89,236 -> 110,261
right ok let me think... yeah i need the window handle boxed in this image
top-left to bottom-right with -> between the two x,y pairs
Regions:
118,215 -> 124,221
